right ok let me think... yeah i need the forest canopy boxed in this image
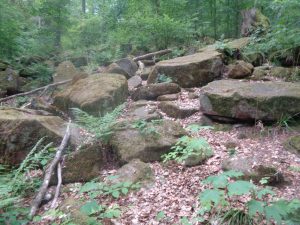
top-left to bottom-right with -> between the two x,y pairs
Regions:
0,0 -> 299,65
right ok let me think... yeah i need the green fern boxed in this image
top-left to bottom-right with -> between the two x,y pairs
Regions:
71,104 -> 125,142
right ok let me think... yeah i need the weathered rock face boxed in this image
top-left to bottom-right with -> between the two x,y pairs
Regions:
0,69 -> 21,96
54,74 -> 128,116
284,135 -> 300,157
147,51 -> 223,88
141,66 -> 154,80
157,93 -> 179,101
128,75 -> 142,90
132,83 -> 180,101
227,60 -> 254,79
115,58 -> 138,78
53,61 -> 79,82
124,101 -> 161,121
110,159 -> 153,185
105,58 -> 138,79
200,80 -> 300,122
0,108 -> 65,165
159,101 -> 198,119
110,120 -> 187,164
222,156 -> 283,185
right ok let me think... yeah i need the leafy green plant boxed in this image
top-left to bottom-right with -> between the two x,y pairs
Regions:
77,178 -> 140,223
131,119 -> 161,138
198,171 -> 300,225
157,74 -> 173,83
0,138 -> 54,224
72,104 -> 124,142
162,136 -> 213,163
289,166 -> 300,173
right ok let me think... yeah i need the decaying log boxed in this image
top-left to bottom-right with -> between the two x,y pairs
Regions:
50,162 -> 62,208
133,49 -> 172,62
0,79 -> 71,103
29,120 -> 71,218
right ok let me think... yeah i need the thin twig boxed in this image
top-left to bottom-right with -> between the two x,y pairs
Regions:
0,79 -> 71,103
29,120 -> 71,218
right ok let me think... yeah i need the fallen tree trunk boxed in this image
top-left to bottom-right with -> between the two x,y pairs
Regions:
29,120 -> 71,218
0,79 -> 71,103
133,49 -> 172,62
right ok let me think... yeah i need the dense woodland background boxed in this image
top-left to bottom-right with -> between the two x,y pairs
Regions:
1,0 -> 299,65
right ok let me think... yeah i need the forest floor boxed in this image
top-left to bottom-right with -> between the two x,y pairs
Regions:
31,87 -> 300,225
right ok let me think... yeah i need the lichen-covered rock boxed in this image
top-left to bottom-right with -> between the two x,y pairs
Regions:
159,101 -> 198,119
0,69 -> 21,96
0,108 -> 66,165
147,51 -> 223,88
132,83 -> 180,101
128,75 -> 142,90
124,101 -> 161,121
110,159 -> 153,186
105,58 -> 138,79
227,60 -> 254,79
53,61 -> 79,83
222,156 -> 283,185
110,120 -> 187,164
200,80 -> 300,122
284,135 -> 300,157
54,74 -> 128,116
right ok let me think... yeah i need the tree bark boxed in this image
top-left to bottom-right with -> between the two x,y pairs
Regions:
82,0 -> 86,14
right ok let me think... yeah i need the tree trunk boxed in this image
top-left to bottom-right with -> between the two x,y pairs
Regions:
82,0 -> 86,14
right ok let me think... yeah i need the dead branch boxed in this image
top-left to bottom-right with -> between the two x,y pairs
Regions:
0,79 -> 71,103
50,162 -> 62,208
29,120 -> 71,218
133,49 -> 172,62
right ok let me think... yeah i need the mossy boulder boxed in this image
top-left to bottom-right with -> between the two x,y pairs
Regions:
132,83 -> 180,101
284,135 -> 300,156
222,156 -> 283,185
227,60 -> 254,79
105,58 -> 138,79
0,108 -> 66,165
200,80 -> 300,122
53,74 -> 128,116
110,159 -> 153,186
53,61 -> 87,83
110,120 -> 187,164
158,101 -> 198,119
147,51 -> 223,88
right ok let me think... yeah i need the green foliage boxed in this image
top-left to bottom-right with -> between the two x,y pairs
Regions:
289,166 -> 300,173
198,171 -> 300,224
77,178 -> 140,223
162,136 -> 213,163
186,124 -> 214,133
0,138 -> 54,224
72,104 -> 124,142
131,119 -> 162,138
157,74 -> 173,83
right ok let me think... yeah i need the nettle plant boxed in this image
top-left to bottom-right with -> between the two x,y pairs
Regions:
197,171 -> 300,225
77,178 -> 140,224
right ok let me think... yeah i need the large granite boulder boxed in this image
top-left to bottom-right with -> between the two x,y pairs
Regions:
147,51 -> 223,88
0,108 -> 66,165
110,120 -> 187,164
54,74 -> 128,116
0,107 -> 103,182
132,83 -> 180,101
200,80 -> 300,122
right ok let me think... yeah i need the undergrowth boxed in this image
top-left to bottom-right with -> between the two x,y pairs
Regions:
71,104 -> 125,142
0,138 -> 55,224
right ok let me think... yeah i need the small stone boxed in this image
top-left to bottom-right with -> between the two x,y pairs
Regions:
159,101 -> 198,119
